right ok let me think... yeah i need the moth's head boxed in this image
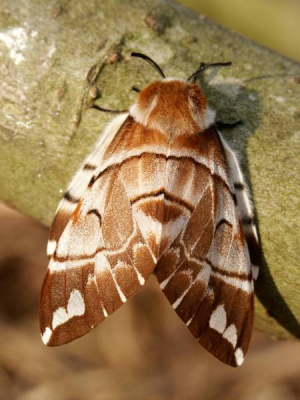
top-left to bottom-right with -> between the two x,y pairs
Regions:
131,79 -> 211,137
130,53 -> 231,137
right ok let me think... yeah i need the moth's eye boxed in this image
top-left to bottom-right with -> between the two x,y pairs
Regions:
189,93 -> 199,105
188,94 -> 200,110
188,87 -> 206,111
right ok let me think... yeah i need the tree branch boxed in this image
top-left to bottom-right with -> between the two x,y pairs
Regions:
1,0 -> 300,339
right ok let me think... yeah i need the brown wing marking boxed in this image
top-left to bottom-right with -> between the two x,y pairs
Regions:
40,165 -> 155,346
155,171 -> 215,325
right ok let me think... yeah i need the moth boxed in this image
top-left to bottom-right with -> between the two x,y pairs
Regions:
40,52 -> 260,367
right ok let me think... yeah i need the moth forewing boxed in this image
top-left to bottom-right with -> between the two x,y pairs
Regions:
40,55 -> 259,367
40,113 -> 156,346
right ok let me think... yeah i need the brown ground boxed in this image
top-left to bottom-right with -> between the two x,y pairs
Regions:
0,203 -> 300,400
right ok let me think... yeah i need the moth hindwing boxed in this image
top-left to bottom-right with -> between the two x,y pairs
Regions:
40,53 -> 260,367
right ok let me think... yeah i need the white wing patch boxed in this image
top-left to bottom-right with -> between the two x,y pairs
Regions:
223,324 -> 238,347
209,304 -> 227,334
42,289 -> 85,345
52,289 -> 85,329
234,348 -> 245,366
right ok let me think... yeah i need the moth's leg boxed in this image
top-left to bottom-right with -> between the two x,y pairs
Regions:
131,86 -> 141,93
92,105 -> 128,114
92,85 -> 141,114
216,120 -> 243,130
218,132 -> 260,280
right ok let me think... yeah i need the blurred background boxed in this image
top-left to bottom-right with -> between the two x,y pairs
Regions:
1,1 -> 300,399
179,0 -> 300,62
